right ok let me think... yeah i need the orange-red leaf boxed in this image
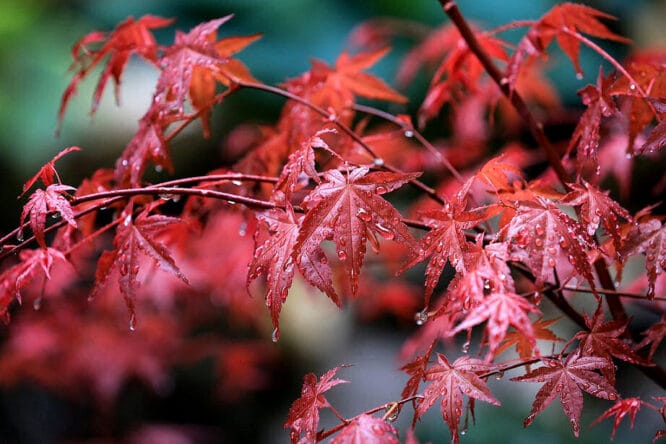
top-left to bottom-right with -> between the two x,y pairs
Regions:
19,184 -> 77,249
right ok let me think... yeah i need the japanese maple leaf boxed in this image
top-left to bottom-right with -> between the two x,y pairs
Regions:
284,366 -> 348,444
59,15 -> 174,125
329,47 -> 407,104
619,218 -> 665,299
0,248 -> 68,322
639,98 -> 666,154
416,353 -> 500,444
247,206 -> 338,339
573,304 -> 651,384
474,154 -> 524,193
590,397 -> 645,440
91,210 -> 189,328
115,105 -> 175,186
496,317 -> 563,363
397,198 -> 482,307
330,414 -> 399,444
567,68 -> 618,167
507,3 -> 629,86
563,180 -> 632,256
19,184 -> 77,249
637,315 -> 666,360
451,290 -> 540,359
502,196 -> 596,290
156,16 -> 259,120
401,340 -> 436,405
511,351 -> 618,437
20,146 -> 80,198
295,166 -> 418,295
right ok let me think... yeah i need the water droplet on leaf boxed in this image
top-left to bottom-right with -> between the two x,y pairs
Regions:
414,309 -> 428,325
271,328 -> 279,343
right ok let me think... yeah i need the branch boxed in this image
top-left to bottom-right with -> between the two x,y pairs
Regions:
438,0 -> 572,190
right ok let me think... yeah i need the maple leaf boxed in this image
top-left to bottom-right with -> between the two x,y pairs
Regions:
567,68 -> 618,168
590,397 -> 644,440
329,414 -> 399,444
247,205 -> 338,339
507,3 -> 630,86
451,289 -> 541,359
401,340 -> 436,405
563,180 -> 632,256
639,99 -> 666,155
397,198 -> 482,307
19,184 -> 77,249
295,166 -> 418,295
496,317 -> 563,364
637,315 -> 666,361
501,196 -> 596,290
91,210 -> 189,328
619,218 -> 665,299
59,15 -> 174,125
511,350 -> 618,437
330,47 -> 407,104
284,366 -> 348,444
416,353 -> 500,444
0,248 -> 68,322
573,304 -> 652,384
20,146 -> 80,198
274,130 -> 332,200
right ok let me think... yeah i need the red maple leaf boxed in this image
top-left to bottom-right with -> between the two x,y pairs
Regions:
637,315 -> 666,361
639,98 -> 666,154
247,205 -> 338,339
590,397 -> 645,440
401,340 -> 436,405
397,197 -> 483,307
502,196 -> 596,290
59,15 -> 174,126
329,414 -> 399,444
91,209 -> 189,329
284,366 -> 348,444
573,304 -> 652,384
19,184 -> 77,249
563,180 -> 632,256
0,248 -> 68,322
619,218 -> 665,299
496,317 -> 563,363
567,68 -> 618,167
507,3 -> 630,86
451,289 -> 540,359
416,353 -> 500,444
20,146 -> 80,198
511,350 -> 618,437
295,166 -> 418,295
327,47 -> 407,104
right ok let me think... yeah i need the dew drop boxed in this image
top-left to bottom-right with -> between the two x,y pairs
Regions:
123,214 -> 132,226
625,152 -> 633,159
159,193 -> 173,201
629,83 -> 636,90
33,297 -> 42,311
121,159 -> 129,167
460,428 -> 467,436
483,279 -> 493,295
337,250 -> 347,261
414,309 -> 428,326
129,315 -> 136,332
461,340 -> 470,354
376,185 -> 388,194
231,179 -> 243,186
373,157 -> 384,167
576,72 -> 583,80
404,130 -> 414,138
356,208 -> 371,222
375,223 -> 394,240
238,222 -> 247,236
271,328 -> 280,343
494,371 -> 504,380
16,232 -> 24,242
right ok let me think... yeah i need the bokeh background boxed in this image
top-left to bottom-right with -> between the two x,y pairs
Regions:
0,0 -> 664,443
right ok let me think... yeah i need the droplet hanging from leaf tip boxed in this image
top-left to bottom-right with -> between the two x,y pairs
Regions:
271,327 -> 280,343
414,309 -> 428,326
461,340 -> 470,354
128,313 -> 136,332
33,297 -> 42,311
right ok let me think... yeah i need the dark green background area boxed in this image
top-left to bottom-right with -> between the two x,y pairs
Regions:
0,1 -> 664,443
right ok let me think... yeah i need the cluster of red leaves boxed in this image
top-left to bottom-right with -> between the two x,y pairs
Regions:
1,2 -> 666,443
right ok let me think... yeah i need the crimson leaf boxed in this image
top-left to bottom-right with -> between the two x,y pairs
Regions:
19,185 -> 77,249
330,414 -> 399,444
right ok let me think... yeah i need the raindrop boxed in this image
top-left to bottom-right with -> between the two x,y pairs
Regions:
629,83 -> 636,90
129,315 -> 136,332
483,279 -> 493,295
356,208 -> 371,222
239,222 -> 247,236
461,340 -> 470,354
414,309 -> 428,326
404,130 -> 414,138
375,223 -> 394,240
625,152 -> 633,159
121,159 -> 129,167
231,179 -> 243,186
16,232 -> 24,242
159,193 -> 173,201
460,428 -> 467,436
494,371 -> 504,380
576,72 -> 584,80
337,250 -> 347,261
51,212 -> 60,220
33,297 -> 42,311
123,214 -> 132,226
376,185 -> 388,194
373,157 -> 385,167
271,328 -> 280,343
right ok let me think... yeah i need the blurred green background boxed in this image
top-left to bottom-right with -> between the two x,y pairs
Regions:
0,0 -> 664,443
